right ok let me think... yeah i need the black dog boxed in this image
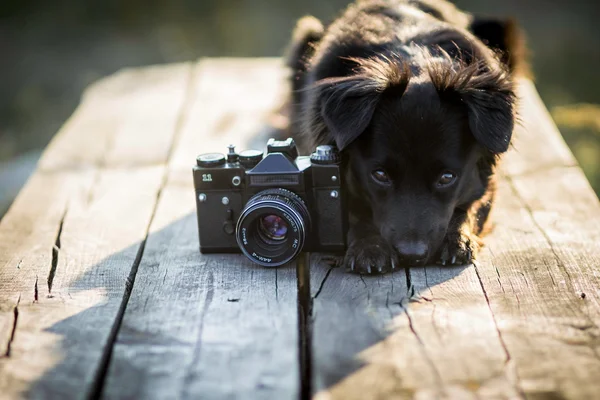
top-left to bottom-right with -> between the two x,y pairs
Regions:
286,0 -> 525,273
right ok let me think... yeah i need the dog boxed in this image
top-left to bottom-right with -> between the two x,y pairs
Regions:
286,0 -> 526,274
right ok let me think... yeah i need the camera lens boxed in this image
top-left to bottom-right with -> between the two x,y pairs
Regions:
236,188 -> 310,267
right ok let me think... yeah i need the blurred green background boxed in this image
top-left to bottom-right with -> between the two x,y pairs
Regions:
1,0 -> 599,216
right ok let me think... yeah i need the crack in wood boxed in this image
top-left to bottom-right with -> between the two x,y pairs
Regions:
398,269 -> 448,393
34,276 -> 38,302
162,268 -> 168,285
88,218 -> 154,400
399,301 -> 445,393
488,248 -> 507,294
385,274 -> 409,321
542,258 -> 558,288
422,268 -> 443,342
311,266 -> 334,301
3,294 -> 21,358
275,268 -> 279,302
385,291 -> 393,318
87,62 -> 197,400
48,208 -> 67,295
297,252 -> 313,400
404,266 -> 412,290
358,274 -> 368,292
472,261 -> 526,398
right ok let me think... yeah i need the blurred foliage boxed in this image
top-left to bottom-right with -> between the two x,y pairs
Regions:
552,104 -> 600,193
0,0 -> 599,194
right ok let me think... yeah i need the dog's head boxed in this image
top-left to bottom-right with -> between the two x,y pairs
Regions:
310,50 -> 515,265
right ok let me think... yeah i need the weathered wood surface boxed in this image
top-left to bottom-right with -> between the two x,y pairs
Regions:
0,59 -> 298,400
102,60 -> 299,400
0,59 -> 599,400
310,80 -> 600,400
0,63 -> 191,399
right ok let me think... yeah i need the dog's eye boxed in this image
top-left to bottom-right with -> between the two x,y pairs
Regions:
371,169 -> 391,185
436,171 -> 457,188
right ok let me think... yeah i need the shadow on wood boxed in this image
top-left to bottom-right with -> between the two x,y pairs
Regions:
22,213 -> 472,400
23,210 -> 300,399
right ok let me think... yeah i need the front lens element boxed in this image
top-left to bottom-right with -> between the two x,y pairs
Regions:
259,215 -> 289,241
236,188 -> 310,267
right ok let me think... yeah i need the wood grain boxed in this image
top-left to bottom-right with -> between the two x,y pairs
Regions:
309,263 -> 521,399
102,59 -> 301,400
309,264 -> 417,400
102,184 -> 299,400
470,80 -> 600,399
0,63 -> 191,399
474,177 -> 600,399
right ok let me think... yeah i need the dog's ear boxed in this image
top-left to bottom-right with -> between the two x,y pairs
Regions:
317,75 -> 382,150
429,61 -> 516,153
315,57 -> 411,150
286,16 -> 324,76
461,77 -> 515,153
469,17 -> 528,74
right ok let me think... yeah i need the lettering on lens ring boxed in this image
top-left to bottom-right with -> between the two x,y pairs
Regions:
292,238 -> 299,249
282,211 -> 299,232
242,227 -> 248,245
252,252 -> 272,263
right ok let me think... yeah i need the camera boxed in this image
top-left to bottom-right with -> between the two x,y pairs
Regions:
193,138 -> 347,267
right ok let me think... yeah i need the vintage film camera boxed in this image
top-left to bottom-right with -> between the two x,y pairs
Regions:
193,138 -> 347,267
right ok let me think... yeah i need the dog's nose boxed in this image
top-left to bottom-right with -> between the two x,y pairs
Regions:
394,240 -> 429,265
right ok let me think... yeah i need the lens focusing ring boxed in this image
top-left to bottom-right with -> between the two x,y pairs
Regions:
236,188 -> 310,267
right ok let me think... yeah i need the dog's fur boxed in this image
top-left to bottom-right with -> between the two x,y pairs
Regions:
286,0 -> 526,273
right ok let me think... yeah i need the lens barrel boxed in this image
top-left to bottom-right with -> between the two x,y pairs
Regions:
236,188 -> 310,267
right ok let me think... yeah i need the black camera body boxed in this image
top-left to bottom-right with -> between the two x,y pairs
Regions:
193,138 -> 347,267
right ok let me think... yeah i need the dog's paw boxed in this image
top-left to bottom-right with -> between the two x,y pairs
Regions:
438,233 -> 479,266
344,236 -> 398,275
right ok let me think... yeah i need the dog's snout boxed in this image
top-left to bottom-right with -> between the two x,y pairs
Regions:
394,240 -> 429,265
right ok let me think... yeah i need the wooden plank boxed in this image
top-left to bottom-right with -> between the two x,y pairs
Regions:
309,79 -> 600,399
0,63 -> 192,398
102,181 -> 299,400
309,265 -> 418,399
102,59 -> 301,399
474,177 -> 600,399
470,80 -> 600,399
405,265 -> 521,398
0,170 -> 91,361
169,58 -> 289,176
37,65 -> 191,171
310,263 -> 520,399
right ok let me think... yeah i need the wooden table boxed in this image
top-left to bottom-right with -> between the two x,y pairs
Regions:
1,58 -> 599,400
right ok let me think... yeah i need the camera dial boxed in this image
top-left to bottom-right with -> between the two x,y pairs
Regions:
197,153 -> 226,167
310,145 -> 340,164
239,149 -> 263,168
